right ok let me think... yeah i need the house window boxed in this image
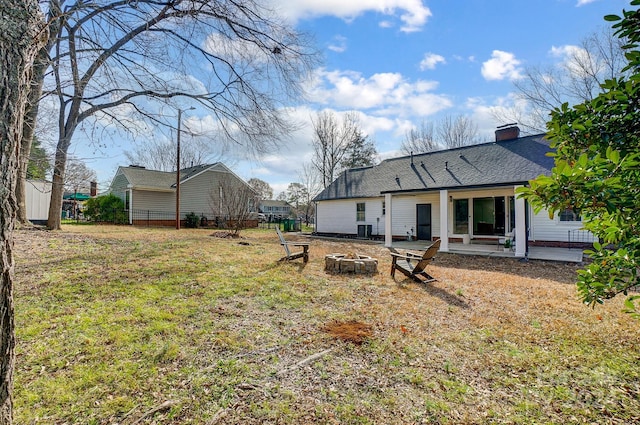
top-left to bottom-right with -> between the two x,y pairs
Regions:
382,201 -> 386,215
559,208 -> 581,222
356,203 -> 365,222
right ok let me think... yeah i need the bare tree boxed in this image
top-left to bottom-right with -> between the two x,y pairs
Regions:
311,111 -> 363,188
14,1 -> 61,225
438,115 -> 481,149
0,1 -> 47,421
209,174 -> 259,235
24,0 -> 316,230
248,178 -> 273,201
401,120 -> 437,155
401,116 -> 480,154
496,27 -> 629,133
124,136 -> 217,172
64,158 -> 97,194
297,162 -> 321,225
285,182 -> 307,209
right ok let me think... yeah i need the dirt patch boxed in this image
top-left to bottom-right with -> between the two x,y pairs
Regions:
323,320 -> 373,345
209,231 -> 240,238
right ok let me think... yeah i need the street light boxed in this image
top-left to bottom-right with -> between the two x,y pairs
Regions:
176,106 -> 195,229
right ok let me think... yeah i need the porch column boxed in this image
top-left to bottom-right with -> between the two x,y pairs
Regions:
384,193 -> 392,247
439,189 -> 449,252
514,185 -> 526,257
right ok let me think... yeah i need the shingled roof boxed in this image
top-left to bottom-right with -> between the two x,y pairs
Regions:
314,134 -> 553,201
117,163 -> 222,191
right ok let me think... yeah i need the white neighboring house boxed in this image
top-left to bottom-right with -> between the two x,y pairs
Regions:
25,180 -> 52,225
313,127 -> 594,257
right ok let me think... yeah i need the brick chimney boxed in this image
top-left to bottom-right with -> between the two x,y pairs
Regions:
90,181 -> 97,197
495,124 -> 520,141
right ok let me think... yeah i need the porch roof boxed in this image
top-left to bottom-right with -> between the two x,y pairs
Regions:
314,134 -> 553,201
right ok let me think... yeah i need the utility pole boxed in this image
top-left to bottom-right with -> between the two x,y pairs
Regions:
175,107 -> 195,229
176,109 -> 183,229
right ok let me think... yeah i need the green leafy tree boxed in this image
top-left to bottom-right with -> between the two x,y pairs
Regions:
26,137 -> 51,180
340,132 -> 378,169
519,0 -> 640,318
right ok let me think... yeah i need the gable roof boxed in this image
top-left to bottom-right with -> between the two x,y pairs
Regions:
116,166 -> 176,191
115,163 -> 226,192
314,134 -> 553,201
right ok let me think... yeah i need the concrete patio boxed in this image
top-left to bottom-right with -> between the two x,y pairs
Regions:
390,241 -> 585,263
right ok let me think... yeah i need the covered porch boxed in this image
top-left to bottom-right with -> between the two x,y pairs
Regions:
384,187 -> 529,258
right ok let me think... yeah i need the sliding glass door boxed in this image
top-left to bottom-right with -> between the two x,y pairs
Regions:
473,197 -> 508,236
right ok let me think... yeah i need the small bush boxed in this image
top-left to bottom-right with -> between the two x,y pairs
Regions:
184,212 -> 200,228
83,194 -> 126,223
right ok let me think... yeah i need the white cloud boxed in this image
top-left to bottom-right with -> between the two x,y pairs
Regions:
308,68 -> 451,117
419,53 -> 446,70
358,113 -> 396,136
481,50 -> 523,81
550,44 -> 584,59
270,0 -> 432,32
576,0 -> 597,6
203,33 -> 269,63
328,35 -> 348,53
549,44 -> 597,79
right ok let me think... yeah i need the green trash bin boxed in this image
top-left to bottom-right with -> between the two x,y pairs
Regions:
282,219 -> 292,232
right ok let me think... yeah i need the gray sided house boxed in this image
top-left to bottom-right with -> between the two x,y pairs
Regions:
109,163 -> 255,225
313,128 -> 592,258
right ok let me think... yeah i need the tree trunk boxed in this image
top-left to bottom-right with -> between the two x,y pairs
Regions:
0,1 -> 46,423
16,55 -> 48,225
47,128 -> 77,230
47,144 -> 69,230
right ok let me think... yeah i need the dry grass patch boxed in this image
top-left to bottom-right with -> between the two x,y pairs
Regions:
12,225 -> 640,424
323,320 -> 373,345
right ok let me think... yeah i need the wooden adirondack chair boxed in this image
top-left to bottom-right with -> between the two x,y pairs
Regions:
276,227 -> 310,262
390,239 -> 441,283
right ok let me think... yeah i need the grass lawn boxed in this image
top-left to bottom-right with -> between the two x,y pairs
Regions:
13,225 -> 640,424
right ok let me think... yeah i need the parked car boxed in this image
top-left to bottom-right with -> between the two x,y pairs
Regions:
250,212 -> 267,222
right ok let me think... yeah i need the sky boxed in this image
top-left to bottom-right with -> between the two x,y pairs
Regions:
80,0 -> 631,197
